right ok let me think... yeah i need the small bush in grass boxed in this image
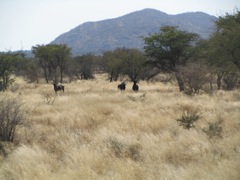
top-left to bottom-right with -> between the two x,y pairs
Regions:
107,137 -> 125,158
177,107 -> 201,130
0,97 -> 27,142
203,119 -> 223,138
106,137 -> 142,161
127,143 -> 142,161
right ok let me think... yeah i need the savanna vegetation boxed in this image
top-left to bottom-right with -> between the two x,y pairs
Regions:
0,11 -> 239,179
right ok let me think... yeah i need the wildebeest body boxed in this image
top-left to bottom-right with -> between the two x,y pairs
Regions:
132,81 -> 139,92
118,82 -> 126,91
53,83 -> 64,93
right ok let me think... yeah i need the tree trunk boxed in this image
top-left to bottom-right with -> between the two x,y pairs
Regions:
51,68 -> 57,83
60,69 -> 63,83
43,68 -> 49,83
217,72 -> 224,90
175,72 -> 185,92
209,72 -> 214,95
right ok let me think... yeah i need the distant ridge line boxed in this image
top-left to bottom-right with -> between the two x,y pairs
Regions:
50,8 -> 217,56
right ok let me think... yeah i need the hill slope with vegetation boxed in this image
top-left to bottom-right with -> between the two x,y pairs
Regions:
51,9 -> 217,56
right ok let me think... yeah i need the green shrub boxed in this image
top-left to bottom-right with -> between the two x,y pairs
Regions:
203,119 -> 223,138
176,109 -> 201,130
106,137 -> 142,161
107,137 -> 125,158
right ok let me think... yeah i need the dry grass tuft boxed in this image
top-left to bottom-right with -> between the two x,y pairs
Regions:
0,74 -> 239,179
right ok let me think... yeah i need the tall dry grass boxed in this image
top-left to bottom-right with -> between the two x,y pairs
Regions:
0,74 -> 239,180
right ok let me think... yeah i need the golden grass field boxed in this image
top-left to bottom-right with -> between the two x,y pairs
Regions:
0,74 -> 240,180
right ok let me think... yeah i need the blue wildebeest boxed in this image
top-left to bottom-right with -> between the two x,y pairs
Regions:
53,83 -> 64,93
132,81 -> 139,92
118,82 -> 126,91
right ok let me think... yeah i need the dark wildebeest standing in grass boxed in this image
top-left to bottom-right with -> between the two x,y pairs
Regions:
118,82 -> 126,91
132,81 -> 139,92
53,83 -> 64,93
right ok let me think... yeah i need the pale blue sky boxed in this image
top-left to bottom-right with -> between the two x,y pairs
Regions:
0,0 -> 239,51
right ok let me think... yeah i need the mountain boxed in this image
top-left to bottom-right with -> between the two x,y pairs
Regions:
51,8 -> 217,56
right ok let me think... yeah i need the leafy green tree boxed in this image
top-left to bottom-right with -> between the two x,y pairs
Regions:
143,26 -> 199,91
200,10 -> 240,90
0,52 -> 21,91
120,48 -> 147,82
32,45 -> 52,83
73,54 -> 95,80
208,35 -> 239,90
103,48 -> 147,82
23,58 -> 41,83
215,11 -> 240,70
54,45 -> 71,83
103,49 -> 124,82
32,44 -> 71,83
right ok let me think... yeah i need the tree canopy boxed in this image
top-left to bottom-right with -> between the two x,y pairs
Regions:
103,48 -> 147,82
32,44 -> 71,83
0,52 -> 22,91
143,26 -> 199,91
211,10 -> 240,70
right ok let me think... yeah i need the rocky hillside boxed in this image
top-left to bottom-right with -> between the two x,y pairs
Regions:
51,8 -> 217,56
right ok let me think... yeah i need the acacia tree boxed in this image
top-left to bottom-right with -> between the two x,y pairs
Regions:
143,26 -> 199,91
32,44 -> 71,83
215,10 -> 240,70
54,45 -> 71,83
206,11 -> 240,90
24,58 -> 41,83
120,48 -> 147,82
202,33 -> 238,90
32,45 -> 52,83
103,48 -> 147,82
103,49 -> 124,82
0,52 -> 21,91
73,54 -> 95,80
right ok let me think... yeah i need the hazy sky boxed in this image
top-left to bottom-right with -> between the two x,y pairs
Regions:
0,0 -> 239,52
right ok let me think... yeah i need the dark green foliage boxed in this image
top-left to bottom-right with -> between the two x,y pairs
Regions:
0,52 -> 21,91
103,49 -> 122,82
32,44 -> 71,83
177,110 -> 201,130
215,11 -> 240,70
73,54 -> 95,80
144,26 -> 198,71
103,48 -> 147,82
24,59 -> 41,83
120,48 -> 147,82
12,57 -> 42,83
222,72 -> 239,90
144,26 -> 199,91
204,11 -> 240,90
